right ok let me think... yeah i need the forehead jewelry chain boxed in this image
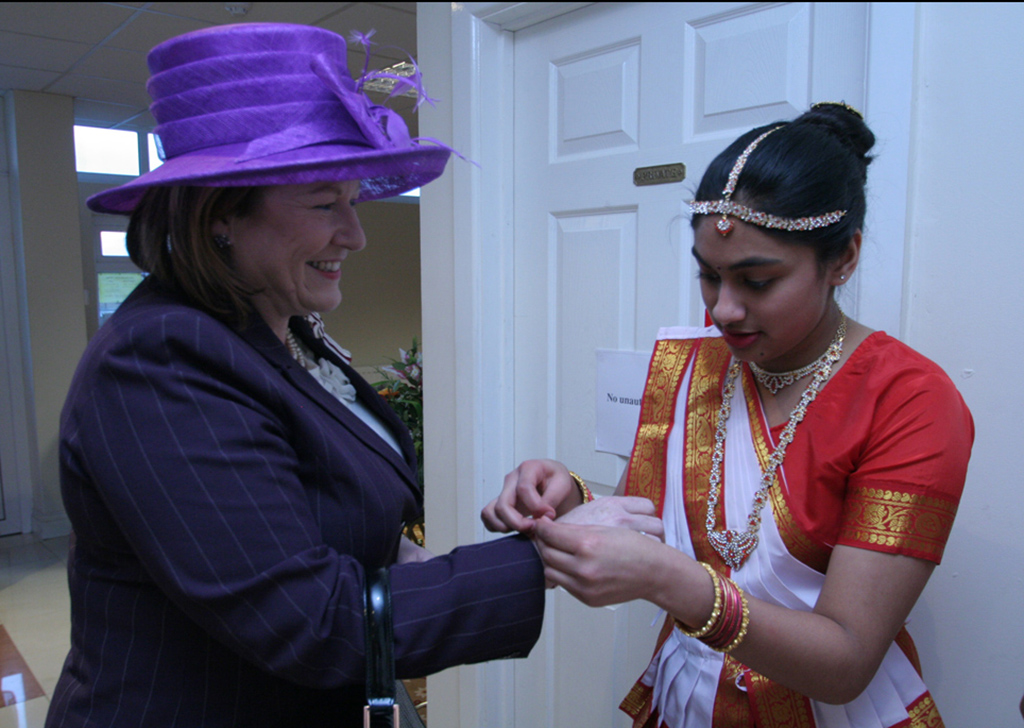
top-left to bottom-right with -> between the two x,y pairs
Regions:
706,313 -> 847,570
748,317 -> 846,395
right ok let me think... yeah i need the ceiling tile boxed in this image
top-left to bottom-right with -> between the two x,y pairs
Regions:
0,2 -> 420,133
375,3 -> 416,14
0,64 -> 62,92
48,74 -> 150,108
0,2 -> 136,44
103,11 -> 212,53
118,109 -> 158,132
73,98 -> 148,128
148,2 -> 348,26
318,4 -> 416,60
74,46 -> 150,84
0,30 -> 91,72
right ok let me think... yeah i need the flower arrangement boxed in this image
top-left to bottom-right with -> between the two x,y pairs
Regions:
374,339 -> 425,545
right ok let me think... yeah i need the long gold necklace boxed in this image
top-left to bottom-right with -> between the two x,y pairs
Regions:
705,313 -> 846,570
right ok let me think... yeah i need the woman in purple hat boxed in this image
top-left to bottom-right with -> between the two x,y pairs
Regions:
48,23 -> 656,728
483,104 -> 974,726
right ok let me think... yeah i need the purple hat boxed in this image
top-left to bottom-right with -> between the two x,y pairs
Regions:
88,23 -> 452,214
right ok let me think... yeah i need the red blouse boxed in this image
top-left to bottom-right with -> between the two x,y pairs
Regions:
762,331 -> 974,565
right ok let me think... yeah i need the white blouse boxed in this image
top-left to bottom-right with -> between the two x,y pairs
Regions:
291,335 -> 403,456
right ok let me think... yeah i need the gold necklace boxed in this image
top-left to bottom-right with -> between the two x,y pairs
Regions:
705,314 -> 846,570
748,312 -> 847,394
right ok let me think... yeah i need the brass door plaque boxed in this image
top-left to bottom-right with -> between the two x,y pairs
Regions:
633,163 -> 686,186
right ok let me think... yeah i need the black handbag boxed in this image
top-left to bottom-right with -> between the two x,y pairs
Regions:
364,567 -> 427,728
364,567 -> 398,728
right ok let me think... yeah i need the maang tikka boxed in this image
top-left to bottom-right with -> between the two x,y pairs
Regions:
690,126 -> 847,236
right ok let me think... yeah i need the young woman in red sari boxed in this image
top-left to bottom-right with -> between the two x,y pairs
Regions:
483,103 -> 974,727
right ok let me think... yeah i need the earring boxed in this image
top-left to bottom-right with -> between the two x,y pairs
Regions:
840,274 -> 846,281
214,234 -> 231,249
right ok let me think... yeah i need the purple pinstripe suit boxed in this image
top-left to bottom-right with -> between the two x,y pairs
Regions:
47,278 -> 545,727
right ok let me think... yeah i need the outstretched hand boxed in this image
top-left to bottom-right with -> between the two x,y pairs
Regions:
533,514 -> 666,607
482,459 -> 580,534
555,495 -> 663,539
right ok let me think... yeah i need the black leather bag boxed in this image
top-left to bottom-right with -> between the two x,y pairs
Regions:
364,567 -> 398,728
364,567 -> 427,728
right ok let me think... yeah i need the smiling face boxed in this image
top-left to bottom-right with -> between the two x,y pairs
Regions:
693,218 -> 858,372
214,180 -> 366,340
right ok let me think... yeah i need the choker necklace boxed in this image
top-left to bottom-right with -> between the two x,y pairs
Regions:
706,313 -> 846,570
749,313 -> 847,395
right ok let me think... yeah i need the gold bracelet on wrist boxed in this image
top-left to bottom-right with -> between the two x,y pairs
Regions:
567,471 -> 595,504
716,588 -> 750,653
675,562 -> 722,639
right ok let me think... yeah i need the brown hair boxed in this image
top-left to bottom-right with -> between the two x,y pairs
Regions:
126,185 -> 263,328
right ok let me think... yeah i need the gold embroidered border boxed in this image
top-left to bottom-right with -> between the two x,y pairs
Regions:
903,691 -> 945,728
840,486 -> 958,561
744,669 -> 815,728
682,338 -> 732,569
624,339 -> 699,516
741,368 -> 832,574
619,680 -> 653,727
711,655 -> 753,725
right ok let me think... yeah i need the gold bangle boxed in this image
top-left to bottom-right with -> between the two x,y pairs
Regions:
568,471 -> 594,504
716,587 -> 750,654
675,562 -> 722,639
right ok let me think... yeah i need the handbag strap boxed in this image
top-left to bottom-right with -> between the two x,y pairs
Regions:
364,567 -> 398,728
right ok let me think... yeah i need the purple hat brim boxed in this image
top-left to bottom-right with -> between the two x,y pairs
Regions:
87,140 -> 451,215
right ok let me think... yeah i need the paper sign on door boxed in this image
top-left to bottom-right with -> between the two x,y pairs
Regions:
594,349 -> 651,457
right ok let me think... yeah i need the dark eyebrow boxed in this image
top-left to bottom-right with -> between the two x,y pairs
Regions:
691,247 -> 784,271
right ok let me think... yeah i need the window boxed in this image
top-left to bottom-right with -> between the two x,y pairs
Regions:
99,230 -> 129,257
73,126 -> 140,176
75,126 -> 161,329
91,218 -> 143,328
147,133 -> 164,171
97,271 -> 145,323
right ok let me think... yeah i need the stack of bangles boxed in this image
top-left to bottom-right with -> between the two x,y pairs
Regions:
675,562 -> 750,653
567,471 -> 595,504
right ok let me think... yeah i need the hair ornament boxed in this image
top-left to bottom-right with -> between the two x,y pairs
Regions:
690,124 -> 847,236
810,101 -> 864,119
689,200 -> 846,234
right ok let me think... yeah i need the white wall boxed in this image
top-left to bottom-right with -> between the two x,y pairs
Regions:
903,3 -> 1024,723
4,90 -> 83,538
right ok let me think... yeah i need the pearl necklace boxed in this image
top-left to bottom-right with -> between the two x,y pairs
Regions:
706,314 -> 846,570
285,329 -> 306,364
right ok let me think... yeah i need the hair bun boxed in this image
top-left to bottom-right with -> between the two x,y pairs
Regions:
797,102 -> 875,164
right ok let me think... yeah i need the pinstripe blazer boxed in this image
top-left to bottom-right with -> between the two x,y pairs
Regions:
47,278 -> 545,727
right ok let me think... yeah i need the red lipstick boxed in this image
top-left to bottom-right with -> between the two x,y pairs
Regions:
721,330 -> 760,349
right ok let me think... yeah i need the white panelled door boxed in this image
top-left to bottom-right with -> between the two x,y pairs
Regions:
510,3 -> 868,725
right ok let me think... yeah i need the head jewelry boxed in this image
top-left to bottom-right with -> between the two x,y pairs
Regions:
690,125 -> 847,236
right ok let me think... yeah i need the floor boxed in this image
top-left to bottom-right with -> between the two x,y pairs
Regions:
0,533 -> 427,727
0,533 -> 71,728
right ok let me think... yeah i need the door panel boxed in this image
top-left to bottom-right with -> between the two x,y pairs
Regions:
511,3 -> 867,724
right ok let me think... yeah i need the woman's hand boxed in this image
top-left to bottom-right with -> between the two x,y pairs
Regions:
555,496 -> 663,540
481,459 -> 581,534
533,517 -> 666,607
396,536 -> 435,563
